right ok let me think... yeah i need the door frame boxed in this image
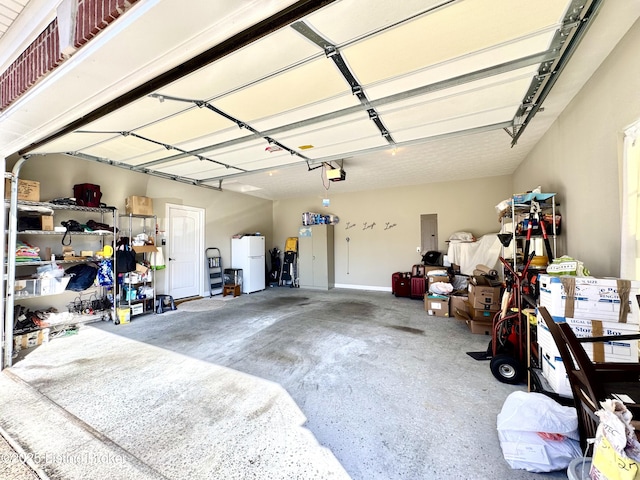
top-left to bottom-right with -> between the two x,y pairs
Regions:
420,213 -> 438,254
165,203 -> 206,298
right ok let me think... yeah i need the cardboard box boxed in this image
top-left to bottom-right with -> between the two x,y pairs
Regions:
468,283 -> 501,309
539,274 -> 640,324
539,346 -> 573,397
5,179 -> 40,201
14,328 -> 49,352
470,274 -> 502,287
423,266 -> 446,275
466,320 -> 493,335
133,245 -> 158,254
566,317 -> 639,362
41,215 -> 54,231
450,295 -> 469,319
427,274 -> 450,289
136,263 -> 149,274
125,196 -> 153,215
425,295 -> 449,317
130,303 -> 144,316
537,313 -> 639,363
467,302 -> 499,321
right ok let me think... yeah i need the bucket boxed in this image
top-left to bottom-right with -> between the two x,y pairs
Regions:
567,457 -> 592,480
116,307 -> 130,325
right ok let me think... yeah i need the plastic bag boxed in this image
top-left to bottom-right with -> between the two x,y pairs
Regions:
591,399 -> 640,479
497,391 -> 581,472
150,247 -> 165,270
65,264 -> 98,292
428,282 -> 453,295
97,259 -> 114,287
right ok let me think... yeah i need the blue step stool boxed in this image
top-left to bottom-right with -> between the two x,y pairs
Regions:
156,294 -> 176,314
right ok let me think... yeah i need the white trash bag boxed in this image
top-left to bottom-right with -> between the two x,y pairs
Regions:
497,391 -> 581,472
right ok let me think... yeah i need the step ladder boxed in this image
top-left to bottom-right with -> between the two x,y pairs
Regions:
206,247 -> 224,297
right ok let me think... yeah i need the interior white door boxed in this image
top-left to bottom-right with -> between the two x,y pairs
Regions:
167,204 -> 204,299
421,214 -> 438,253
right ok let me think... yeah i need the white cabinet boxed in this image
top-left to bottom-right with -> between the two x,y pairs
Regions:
299,225 -> 334,290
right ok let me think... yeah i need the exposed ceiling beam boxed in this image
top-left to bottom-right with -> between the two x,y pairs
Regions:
291,20 -> 395,144
138,50 -> 555,169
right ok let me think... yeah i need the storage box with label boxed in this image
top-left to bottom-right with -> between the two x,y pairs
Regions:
130,303 -> 144,316
565,317 -> 639,362
538,274 -> 640,324
125,196 -> 153,215
5,179 -> 40,201
14,328 -> 49,352
537,313 -> 639,363
425,295 -> 449,317
468,283 -> 502,309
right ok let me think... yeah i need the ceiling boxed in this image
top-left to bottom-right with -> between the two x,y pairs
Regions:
0,0 -> 28,39
2,0 -> 639,200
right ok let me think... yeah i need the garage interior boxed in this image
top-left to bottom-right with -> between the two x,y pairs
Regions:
1,0 -> 640,479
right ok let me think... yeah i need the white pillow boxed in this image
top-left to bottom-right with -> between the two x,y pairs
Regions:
448,231 -> 475,242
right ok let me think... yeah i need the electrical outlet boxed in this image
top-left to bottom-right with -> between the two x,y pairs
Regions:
416,247 -> 421,253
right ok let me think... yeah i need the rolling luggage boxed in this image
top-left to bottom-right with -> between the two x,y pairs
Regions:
394,273 -> 411,297
392,272 -> 403,294
411,276 -> 426,299
411,264 -> 426,277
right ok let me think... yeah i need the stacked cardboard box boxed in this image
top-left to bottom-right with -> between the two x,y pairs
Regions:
125,196 -> 153,215
537,273 -> 640,396
463,278 -> 502,334
449,294 -> 469,319
5,179 -> 40,201
424,295 -> 449,317
426,269 -> 450,290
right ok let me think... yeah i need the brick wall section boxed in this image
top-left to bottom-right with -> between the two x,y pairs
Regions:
75,0 -> 136,48
0,0 -> 139,111
0,21 -> 62,111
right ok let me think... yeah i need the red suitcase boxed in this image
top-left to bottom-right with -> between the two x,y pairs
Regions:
394,273 -> 411,298
411,264 -> 426,277
411,276 -> 426,299
391,272 -> 403,294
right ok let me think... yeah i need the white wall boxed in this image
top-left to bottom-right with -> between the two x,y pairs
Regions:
513,17 -> 640,278
273,175 -> 512,289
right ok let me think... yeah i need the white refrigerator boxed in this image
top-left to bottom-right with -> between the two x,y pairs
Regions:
231,236 -> 266,293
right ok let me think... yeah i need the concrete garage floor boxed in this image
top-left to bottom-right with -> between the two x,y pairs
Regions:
0,288 -> 570,479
